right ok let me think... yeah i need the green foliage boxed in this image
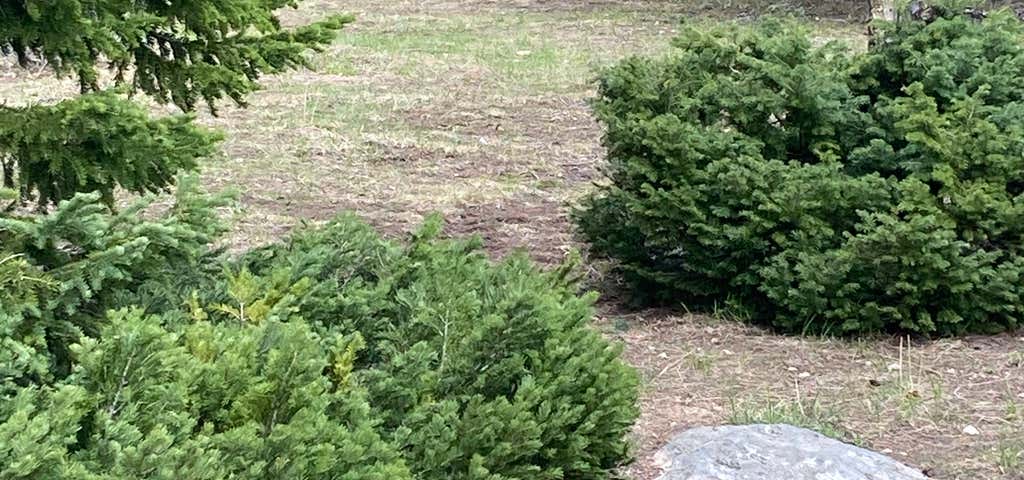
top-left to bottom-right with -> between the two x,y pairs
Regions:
0,90 -> 221,207
0,3 -> 485,477
0,3 -> 637,474
0,175 -> 233,390
576,7 -> 1024,335
0,0 -> 351,205
0,0 -> 352,111
229,214 -> 640,479
0,309 -> 409,479
2,199 -> 639,478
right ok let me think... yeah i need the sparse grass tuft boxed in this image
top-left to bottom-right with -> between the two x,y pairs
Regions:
1010,349 -> 1024,368
686,349 -> 717,375
996,438 -> 1023,474
727,394 -> 858,444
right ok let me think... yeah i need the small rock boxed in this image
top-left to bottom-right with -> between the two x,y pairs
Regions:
655,424 -> 927,480
797,372 -> 811,379
962,425 -> 980,436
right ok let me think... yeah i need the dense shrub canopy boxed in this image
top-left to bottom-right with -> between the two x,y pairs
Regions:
2,2 -> 639,476
576,6 -> 1024,335
237,217 -> 638,479
1,187 -> 639,479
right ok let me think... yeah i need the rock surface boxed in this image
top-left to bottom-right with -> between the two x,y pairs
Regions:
654,424 -> 928,480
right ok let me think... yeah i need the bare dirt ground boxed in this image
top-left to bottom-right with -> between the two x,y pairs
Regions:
1,1 -> 1021,478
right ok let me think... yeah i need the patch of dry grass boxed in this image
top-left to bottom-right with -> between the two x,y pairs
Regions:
194,0 -> 696,255
606,311 -> 1024,479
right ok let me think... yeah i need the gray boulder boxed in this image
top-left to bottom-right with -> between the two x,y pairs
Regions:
654,424 -> 928,480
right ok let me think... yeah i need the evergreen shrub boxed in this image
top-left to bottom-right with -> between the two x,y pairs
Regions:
575,5 -> 1024,335
1,200 -> 639,479
0,2 -> 638,476
235,215 -> 640,479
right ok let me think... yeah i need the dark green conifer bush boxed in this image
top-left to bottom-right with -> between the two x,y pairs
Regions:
1,3 -> 639,476
2,209 -> 640,478
0,178 -> 419,479
576,5 -> 1024,335
0,91 -> 221,207
0,308 -> 411,479
228,215 -> 640,479
0,175 -> 233,392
